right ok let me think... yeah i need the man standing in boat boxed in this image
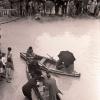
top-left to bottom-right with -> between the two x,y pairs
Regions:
26,46 -> 35,58
44,72 -> 62,100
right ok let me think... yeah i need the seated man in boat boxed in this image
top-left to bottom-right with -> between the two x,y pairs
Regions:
26,46 -> 35,58
28,60 -> 42,78
56,51 -> 75,73
43,72 -> 62,100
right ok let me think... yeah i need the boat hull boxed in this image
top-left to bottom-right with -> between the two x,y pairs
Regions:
20,52 -> 81,77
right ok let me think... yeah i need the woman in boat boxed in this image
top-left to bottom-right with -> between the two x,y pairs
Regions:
56,51 -> 75,73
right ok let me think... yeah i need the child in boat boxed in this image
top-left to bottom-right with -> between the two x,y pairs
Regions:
6,57 -> 14,83
56,51 -> 75,73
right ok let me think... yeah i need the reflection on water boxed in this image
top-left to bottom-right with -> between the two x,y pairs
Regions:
0,19 -> 100,100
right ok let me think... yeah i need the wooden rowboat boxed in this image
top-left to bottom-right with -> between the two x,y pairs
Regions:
20,52 -> 81,77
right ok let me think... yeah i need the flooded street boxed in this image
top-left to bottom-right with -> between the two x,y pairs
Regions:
0,18 -> 100,100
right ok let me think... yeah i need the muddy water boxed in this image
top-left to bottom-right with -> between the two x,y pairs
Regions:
0,18 -> 100,100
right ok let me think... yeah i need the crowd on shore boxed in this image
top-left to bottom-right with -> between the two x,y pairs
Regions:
17,0 -> 99,17
0,0 -> 100,18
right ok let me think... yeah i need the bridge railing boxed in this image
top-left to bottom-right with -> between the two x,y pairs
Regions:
0,9 -> 19,17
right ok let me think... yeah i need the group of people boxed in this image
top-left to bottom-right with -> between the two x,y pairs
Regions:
22,46 -> 77,100
22,69 -> 62,100
22,46 -> 62,100
0,47 -> 14,83
87,0 -> 100,16
8,0 -> 100,18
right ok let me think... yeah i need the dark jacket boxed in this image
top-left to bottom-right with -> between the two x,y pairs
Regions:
22,78 -> 37,100
28,60 -> 42,77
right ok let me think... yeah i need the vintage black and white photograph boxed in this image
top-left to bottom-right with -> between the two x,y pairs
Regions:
0,0 -> 100,100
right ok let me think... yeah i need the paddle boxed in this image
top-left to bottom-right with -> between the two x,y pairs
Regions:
38,61 -> 50,73
47,53 -> 57,62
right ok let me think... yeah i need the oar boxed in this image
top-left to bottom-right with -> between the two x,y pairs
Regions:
38,61 -> 49,72
47,53 -> 57,62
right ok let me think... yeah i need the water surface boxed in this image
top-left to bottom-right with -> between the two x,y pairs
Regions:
0,18 -> 100,100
